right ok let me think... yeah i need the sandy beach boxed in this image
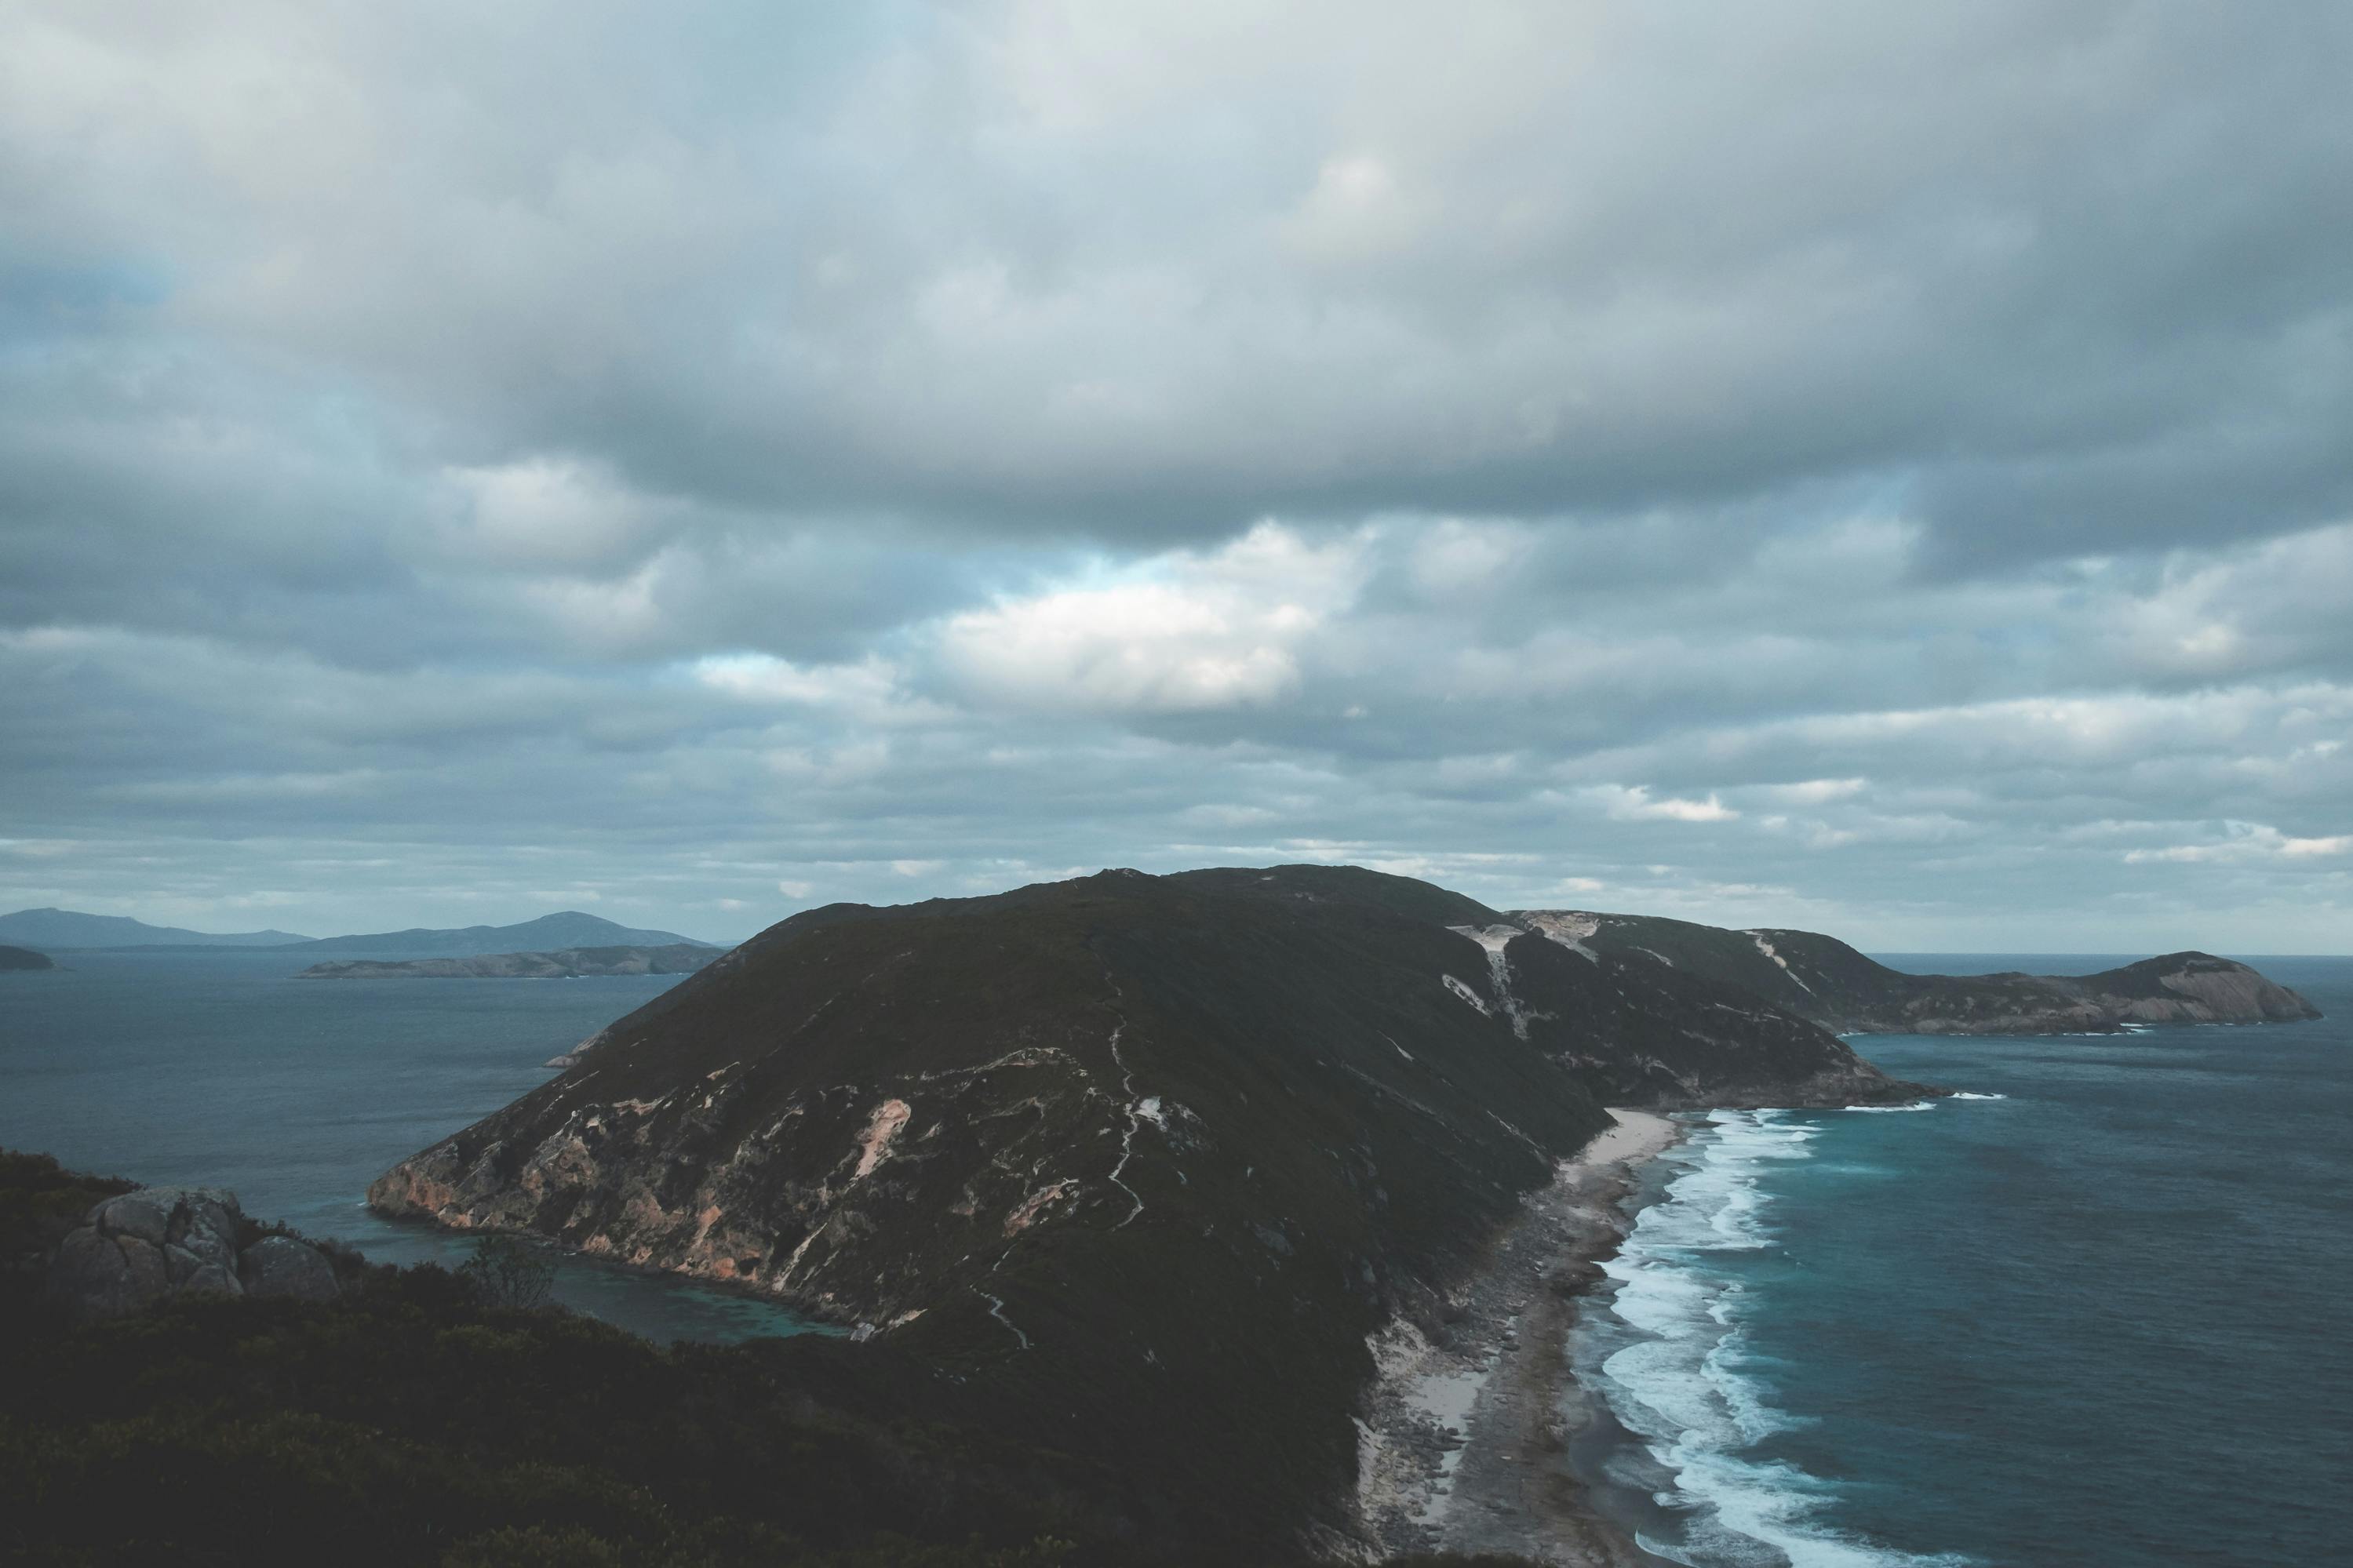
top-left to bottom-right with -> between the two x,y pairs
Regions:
1354,1108 -> 1682,1566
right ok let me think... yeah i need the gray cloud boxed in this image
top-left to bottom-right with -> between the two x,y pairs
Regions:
1,2 -> 2348,950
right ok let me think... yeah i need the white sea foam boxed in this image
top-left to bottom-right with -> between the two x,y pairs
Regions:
1592,1110 -> 1978,1566
1841,1100 -> 1936,1113
1947,1091 -> 2007,1101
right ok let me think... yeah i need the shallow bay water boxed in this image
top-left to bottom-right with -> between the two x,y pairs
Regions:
1575,955 -> 2353,1568
0,946 -> 829,1344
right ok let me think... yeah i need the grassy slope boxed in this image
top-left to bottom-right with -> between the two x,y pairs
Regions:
373,869 -> 1622,1551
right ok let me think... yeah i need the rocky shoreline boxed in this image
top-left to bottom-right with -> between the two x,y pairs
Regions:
296,942 -> 719,980
1354,1109 -> 1683,1566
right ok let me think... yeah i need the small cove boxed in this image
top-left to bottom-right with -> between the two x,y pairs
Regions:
0,946 -> 831,1344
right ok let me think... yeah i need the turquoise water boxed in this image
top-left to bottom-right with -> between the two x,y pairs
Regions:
0,947 -> 830,1344
1576,955 -> 2352,1567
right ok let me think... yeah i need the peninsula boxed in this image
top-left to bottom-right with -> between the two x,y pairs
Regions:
370,864 -> 1920,1555
370,865 -> 2318,1559
1519,909 -> 2321,1034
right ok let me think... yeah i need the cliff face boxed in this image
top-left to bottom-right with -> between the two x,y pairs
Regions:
1514,910 -> 2322,1035
370,864 -> 1915,1544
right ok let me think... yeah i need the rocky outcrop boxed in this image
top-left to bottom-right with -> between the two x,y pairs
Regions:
1513,911 -> 2322,1036
238,1234 -> 343,1301
44,1186 -> 341,1316
2087,952 -> 2321,1025
297,943 -> 719,980
0,944 -> 54,970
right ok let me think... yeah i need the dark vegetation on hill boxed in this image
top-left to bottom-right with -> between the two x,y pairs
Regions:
1519,908 -> 2322,1034
1,1150 -> 1534,1567
0,944 -> 54,970
1,1151 -> 135,1272
370,865 -> 1921,1554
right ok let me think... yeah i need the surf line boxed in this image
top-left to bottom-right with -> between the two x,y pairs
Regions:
1590,1109 -> 1964,1568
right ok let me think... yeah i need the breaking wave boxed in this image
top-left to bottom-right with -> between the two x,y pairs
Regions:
1591,1111 -> 1976,1567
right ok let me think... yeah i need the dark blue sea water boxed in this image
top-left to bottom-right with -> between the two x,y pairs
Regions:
8,947 -> 2346,1555
0,947 -> 829,1344
1576,955 -> 2353,1568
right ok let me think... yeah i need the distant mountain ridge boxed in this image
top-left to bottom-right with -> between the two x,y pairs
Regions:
286,911 -> 716,957
0,906 -> 714,956
1513,908 -> 2322,1033
0,908 -> 311,949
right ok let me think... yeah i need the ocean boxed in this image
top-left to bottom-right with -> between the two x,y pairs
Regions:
4,947 -> 2345,1561
1575,955 -> 2353,1568
0,946 -> 828,1344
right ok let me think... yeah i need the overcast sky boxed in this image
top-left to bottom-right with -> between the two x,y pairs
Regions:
3,2 -> 2349,951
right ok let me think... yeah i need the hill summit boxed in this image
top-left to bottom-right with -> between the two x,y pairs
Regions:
371,864 -> 1918,1546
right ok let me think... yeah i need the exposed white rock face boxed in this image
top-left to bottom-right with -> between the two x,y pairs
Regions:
45,1186 -> 341,1316
1448,924 -> 1539,1038
1745,933 -> 1818,997
1441,973 -> 1491,1014
1515,911 -> 1601,963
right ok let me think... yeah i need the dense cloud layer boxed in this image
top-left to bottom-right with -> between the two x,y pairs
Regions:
2,2 -> 2348,949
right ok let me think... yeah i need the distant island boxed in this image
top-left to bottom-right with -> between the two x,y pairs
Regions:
275,910 -> 715,957
0,944 -> 55,971
0,908 -> 311,949
0,906 -> 716,959
297,943 -> 722,980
